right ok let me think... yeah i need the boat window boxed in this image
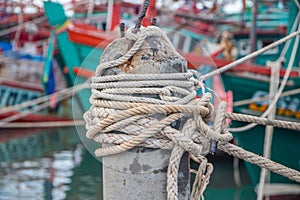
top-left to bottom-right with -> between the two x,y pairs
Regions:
166,31 -> 176,46
183,37 -> 192,53
177,34 -> 186,51
257,39 -> 279,55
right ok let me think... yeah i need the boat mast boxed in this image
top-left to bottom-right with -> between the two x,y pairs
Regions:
106,0 -> 121,32
86,0 -> 95,24
249,0 -> 258,63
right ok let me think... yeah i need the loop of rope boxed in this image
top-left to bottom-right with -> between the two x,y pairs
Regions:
95,26 -> 181,76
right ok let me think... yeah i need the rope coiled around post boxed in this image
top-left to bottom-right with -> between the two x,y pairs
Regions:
84,69 -> 232,199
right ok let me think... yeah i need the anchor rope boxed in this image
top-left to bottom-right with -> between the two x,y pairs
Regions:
0,16 -> 47,37
84,26 -> 300,200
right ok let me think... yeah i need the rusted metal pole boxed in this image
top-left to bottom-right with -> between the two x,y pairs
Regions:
151,17 -> 157,26
119,22 -> 125,37
133,0 -> 150,33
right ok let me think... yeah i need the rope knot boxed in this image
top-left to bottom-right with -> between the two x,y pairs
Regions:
213,101 -> 233,143
201,101 -> 233,144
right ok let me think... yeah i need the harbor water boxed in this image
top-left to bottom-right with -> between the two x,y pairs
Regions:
0,127 -> 256,200
0,127 -> 102,200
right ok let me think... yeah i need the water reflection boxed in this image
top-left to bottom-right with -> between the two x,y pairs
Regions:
0,127 -> 255,200
0,127 -> 102,200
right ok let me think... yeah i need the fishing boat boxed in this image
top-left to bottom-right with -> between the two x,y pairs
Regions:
44,0 -> 300,198
222,1 -> 300,197
0,43 -> 80,124
0,1 -> 88,126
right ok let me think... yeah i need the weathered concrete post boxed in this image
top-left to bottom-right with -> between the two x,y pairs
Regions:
89,1 -> 190,199
99,34 -> 191,198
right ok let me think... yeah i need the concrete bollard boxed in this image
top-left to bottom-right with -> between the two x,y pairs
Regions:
99,26 -> 190,199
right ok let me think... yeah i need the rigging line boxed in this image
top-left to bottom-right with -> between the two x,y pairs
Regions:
201,30 -> 300,80
86,0 -> 95,24
1,120 -> 86,128
0,98 -> 57,125
279,12 -> 299,59
12,4 -> 24,50
0,83 -> 88,124
229,20 -> 300,132
225,112 -> 300,131
294,0 -> 300,10
233,88 -> 300,107
0,16 -> 47,37
0,85 -> 77,125
0,81 -> 90,114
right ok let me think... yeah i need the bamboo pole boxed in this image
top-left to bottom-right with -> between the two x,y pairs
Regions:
257,61 -> 280,200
